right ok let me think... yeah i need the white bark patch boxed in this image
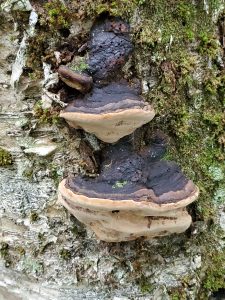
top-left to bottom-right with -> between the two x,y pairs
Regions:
10,10 -> 38,88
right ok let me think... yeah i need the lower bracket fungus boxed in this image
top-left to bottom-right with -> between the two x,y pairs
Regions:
60,82 -> 155,143
58,137 -> 199,242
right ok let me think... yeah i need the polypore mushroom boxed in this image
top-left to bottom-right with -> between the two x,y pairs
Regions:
58,65 -> 93,93
59,82 -> 155,143
87,18 -> 133,81
58,137 -> 199,242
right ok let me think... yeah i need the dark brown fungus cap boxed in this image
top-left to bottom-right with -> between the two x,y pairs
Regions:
58,138 -> 199,241
58,65 -> 93,93
87,18 -> 133,81
61,140 -> 198,207
60,82 -> 155,143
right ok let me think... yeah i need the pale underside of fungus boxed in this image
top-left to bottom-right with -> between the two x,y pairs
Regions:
58,183 -> 195,242
58,139 -> 199,242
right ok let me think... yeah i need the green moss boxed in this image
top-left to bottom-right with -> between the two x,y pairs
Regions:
16,246 -> 25,256
131,1 -> 225,224
137,276 -> 154,294
26,0 -> 72,72
70,225 -> 79,236
0,147 -> 12,166
59,248 -> 71,260
30,212 -> 40,223
168,287 -> 187,300
48,162 -> 62,185
42,0 -> 72,30
170,292 -> 184,300
203,70 -> 225,102
84,0 -> 145,19
38,232 -> 45,242
198,32 -> 221,57
202,250 -> 225,293
33,101 -> 61,125
26,33 -> 50,71
23,167 -> 34,180
0,242 -> 11,267
0,242 -> 9,258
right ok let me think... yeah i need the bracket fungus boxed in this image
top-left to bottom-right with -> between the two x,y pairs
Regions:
58,65 -> 93,93
59,82 -> 155,143
57,17 -> 154,142
87,18 -> 133,81
57,17 -> 199,242
58,137 -> 199,242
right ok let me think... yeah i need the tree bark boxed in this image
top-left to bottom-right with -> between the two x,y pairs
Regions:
1,1 -> 225,299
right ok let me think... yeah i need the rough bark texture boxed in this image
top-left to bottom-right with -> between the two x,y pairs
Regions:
0,1 -> 225,299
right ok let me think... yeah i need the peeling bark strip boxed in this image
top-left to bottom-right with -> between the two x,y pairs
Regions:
1,0 -> 225,299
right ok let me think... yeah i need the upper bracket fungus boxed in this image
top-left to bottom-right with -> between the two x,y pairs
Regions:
57,17 -> 149,143
59,82 -> 155,143
58,136 -> 199,242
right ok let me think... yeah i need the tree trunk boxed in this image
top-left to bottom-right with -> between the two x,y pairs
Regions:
1,1 -> 225,299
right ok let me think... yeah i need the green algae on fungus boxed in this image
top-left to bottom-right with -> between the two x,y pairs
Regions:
0,147 -> 13,166
112,180 -> 128,189
70,57 -> 89,72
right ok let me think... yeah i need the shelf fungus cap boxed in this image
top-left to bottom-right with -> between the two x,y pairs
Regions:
87,18 -> 133,81
58,148 -> 199,242
60,83 -> 155,143
58,65 -> 93,93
